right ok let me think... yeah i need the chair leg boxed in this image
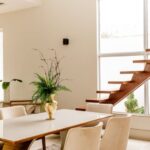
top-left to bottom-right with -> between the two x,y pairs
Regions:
41,137 -> 46,150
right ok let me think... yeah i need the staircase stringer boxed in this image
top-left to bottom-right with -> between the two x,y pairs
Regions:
108,73 -> 150,105
106,63 -> 150,105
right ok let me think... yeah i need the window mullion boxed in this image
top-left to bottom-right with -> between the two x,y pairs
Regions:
144,0 -> 149,114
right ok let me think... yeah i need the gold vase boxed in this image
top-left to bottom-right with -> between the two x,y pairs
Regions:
45,95 -> 57,120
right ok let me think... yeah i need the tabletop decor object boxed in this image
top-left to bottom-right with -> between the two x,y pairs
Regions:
31,49 -> 70,120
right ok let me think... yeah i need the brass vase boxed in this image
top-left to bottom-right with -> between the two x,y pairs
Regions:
44,94 -> 57,120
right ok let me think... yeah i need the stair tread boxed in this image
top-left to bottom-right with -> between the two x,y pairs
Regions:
146,49 -> 150,52
86,98 -> 109,103
133,60 -> 150,63
96,90 -> 120,94
120,71 -> 145,74
108,81 -> 133,84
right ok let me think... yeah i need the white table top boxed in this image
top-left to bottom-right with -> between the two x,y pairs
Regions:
0,109 -> 112,144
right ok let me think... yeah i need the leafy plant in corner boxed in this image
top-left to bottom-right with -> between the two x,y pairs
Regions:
0,79 -> 23,90
124,93 -> 144,114
31,49 -> 70,105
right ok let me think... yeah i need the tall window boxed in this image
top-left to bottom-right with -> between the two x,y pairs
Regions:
97,0 -> 150,114
0,30 -> 3,101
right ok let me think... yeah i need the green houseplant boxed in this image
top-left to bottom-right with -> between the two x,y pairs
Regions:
0,79 -> 22,90
31,49 -> 70,119
0,79 -> 23,101
124,93 -> 144,114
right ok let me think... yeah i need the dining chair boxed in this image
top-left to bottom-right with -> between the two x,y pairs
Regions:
100,115 -> 131,150
63,123 -> 103,150
0,106 -> 47,150
0,106 -> 27,150
86,103 -> 113,114
0,106 -> 27,120
86,103 -> 113,129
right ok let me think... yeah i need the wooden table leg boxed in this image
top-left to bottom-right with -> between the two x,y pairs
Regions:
0,142 -> 4,150
60,130 -> 68,150
2,141 -> 32,150
41,137 -> 46,150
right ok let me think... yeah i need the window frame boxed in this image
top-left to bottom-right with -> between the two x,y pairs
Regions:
97,0 -> 150,114
0,29 -> 3,101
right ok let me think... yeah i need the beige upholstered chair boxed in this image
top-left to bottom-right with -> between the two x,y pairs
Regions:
0,106 -> 27,150
86,103 -> 113,128
0,106 -> 59,150
0,106 -> 27,120
86,103 -> 113,114
63,123 -> 103,150
100,115 -> 131,150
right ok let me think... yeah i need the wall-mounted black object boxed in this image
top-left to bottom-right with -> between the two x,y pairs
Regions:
63,38 -> 69,45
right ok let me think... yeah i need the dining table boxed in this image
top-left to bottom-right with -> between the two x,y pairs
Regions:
0,109 -> 113,150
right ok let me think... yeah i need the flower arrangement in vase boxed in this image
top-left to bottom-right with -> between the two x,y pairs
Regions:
31,49 -> 70,120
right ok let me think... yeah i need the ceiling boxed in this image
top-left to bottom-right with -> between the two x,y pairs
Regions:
0,0 -> 42,14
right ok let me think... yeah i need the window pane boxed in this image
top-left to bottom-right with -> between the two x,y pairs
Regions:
148,0 -> 150,48
113,86 -> 145,113
100,0 -> 143,53
100,56 -> 144,89
100,56 -> 145,113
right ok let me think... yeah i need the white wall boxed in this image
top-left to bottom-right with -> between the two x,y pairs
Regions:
0,0 -> 97,108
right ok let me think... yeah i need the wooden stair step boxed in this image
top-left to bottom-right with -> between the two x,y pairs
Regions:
133,60 -> 150,64
120,71 -> 145,74
86,98 -> 108,103
96,90 -> 120,94
146,49 -> 150,52
108,81 -> 133,84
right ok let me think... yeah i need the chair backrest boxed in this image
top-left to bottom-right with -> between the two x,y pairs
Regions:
63,123 -> 103,150
0,106 -> 27,120
100,115 -> 131,150
86,103 -> 113,114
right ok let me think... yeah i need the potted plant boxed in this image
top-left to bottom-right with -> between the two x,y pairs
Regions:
0,79 -> 23,101
31,49 -> 70,120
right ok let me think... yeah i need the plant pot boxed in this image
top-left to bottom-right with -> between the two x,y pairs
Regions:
45,98 -> 57,120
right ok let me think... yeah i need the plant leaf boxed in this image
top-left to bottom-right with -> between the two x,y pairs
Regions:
11,79 -> 23,82
2,82 -> 10,90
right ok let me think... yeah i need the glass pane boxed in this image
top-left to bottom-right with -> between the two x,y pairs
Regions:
100,56 -> 145,113
0,32 -> 3,101
148,0 -> 150,48
113,86 -> 145,113
148,56 -> 150,114
100,0 -> 144,53
100,56 -> 144,89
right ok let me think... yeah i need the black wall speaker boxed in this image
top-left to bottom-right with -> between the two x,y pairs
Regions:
63,38 -> 69,45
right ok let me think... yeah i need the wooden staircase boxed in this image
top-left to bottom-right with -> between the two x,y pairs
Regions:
76,59 -> 150,111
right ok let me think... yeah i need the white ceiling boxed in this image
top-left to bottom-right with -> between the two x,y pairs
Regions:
0,0 -> 42,14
